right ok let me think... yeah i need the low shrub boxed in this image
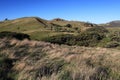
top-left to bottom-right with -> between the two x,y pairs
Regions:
109,31 -> 120,42
65,24 -> 72,28
104,41 -> 120,48
111,36 -> 120,42
75,32 -> 105,46
43,27 -> 108,47
86,26 -> 109,33
43,31 -> 105,47
43,34 -> 75,45
0,56 -> 16,80
0,31 -> 30,40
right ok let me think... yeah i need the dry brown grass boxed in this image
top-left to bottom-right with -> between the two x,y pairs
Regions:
0,38 -> 120,80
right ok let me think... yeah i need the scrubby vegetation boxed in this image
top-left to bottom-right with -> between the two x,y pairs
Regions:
43,32 -> 104,47
0,23 -> 119,48
43,27 -> 107,47
99,31 -> 120,48
0,55 -> 17,80
86,26 -> 109,33
0,31 -> 30,40
43,34 -> 75,45
43,26 -> 120,48
65,24 -> 72,28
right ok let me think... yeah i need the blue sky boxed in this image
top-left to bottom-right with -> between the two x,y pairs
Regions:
0,0 -> 120,23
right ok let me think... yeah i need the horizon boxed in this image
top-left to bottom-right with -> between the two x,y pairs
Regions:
1,16 -> 120,24
1,0 -> 120,24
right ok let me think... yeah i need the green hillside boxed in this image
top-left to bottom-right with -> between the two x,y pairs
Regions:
0,17 -> 97,40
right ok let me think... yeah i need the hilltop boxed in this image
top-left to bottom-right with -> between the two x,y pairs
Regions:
100,20 -> 120,27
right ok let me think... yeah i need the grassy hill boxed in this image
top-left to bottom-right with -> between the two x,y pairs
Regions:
0,17 -> 97,40
0,17 -> 50,31
101,20 -> 120,27
0,17 -> 120,48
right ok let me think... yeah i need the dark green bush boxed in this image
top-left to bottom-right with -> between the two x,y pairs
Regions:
104,41 -> 120,48
109,31 -> 120,42
111,36 -> 120,42
0,31 -> 30,40
74,27 -> 79,30
86,26 -> 109,33
43,34 -> 75,45
99,31 -> 120,48
43,27 -> 108,47
75,32 -> 105,46
43,32 -> 105,47
65,24 -> 72,28
0,56 -> 15,80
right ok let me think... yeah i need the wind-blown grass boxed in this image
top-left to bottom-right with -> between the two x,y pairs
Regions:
0,38 -> 119,80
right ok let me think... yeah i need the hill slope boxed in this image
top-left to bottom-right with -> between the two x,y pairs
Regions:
0,38 -> 120,80
0,17 -> 50,32
101,20 -> 120,28
0,17 -> 98,40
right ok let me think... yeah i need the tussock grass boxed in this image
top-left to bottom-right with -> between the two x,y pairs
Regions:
0,38 -> 120,80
